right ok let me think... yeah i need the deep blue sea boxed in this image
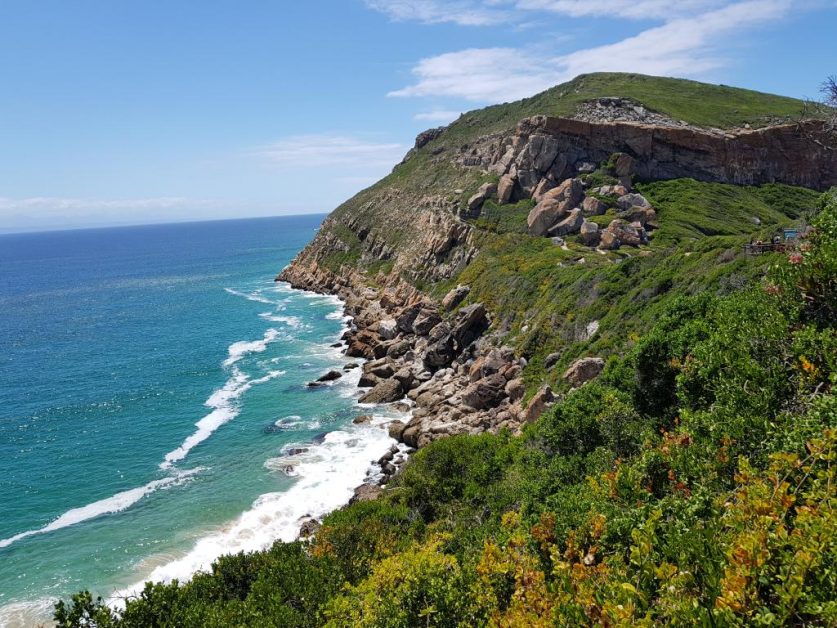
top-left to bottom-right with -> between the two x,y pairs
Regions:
0,216 -> 399,626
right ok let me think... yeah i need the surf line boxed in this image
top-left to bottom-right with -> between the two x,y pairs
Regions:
0,326 -> 285,551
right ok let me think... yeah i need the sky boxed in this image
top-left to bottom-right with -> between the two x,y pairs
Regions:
0,0 -> 835,232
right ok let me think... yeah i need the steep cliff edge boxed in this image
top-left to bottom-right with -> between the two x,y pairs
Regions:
279,72 -> 834,449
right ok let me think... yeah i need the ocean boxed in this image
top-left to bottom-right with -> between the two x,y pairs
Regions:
0,215 -> 400,626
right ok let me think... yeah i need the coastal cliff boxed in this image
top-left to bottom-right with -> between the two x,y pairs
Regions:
279,73 -> 836,452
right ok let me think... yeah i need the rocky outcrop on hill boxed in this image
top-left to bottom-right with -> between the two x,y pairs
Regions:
459,115 -> 837,195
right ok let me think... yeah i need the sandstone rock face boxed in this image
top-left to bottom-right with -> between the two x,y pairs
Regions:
457,115 -> 837,191
563,357 -> 605,386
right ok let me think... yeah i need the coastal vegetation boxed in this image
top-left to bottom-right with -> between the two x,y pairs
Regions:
57,73 -> 836,626
57,190 -> 836,627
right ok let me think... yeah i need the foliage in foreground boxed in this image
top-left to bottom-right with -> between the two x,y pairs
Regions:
58,194 -> 836,626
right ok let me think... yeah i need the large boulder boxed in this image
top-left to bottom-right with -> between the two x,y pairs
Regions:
497,174 -> 516,204
548,208 -> 584,237
461,374 -> 506,410
581,196 -> 607,216
527,178 -> 583,236
532,178 -> 556,203
413,309 -> 442,336
563,357 -> 605,386
441,284 -> 470,310
378,318 -> 398,340
619,206 -> 657,227
395,302 -> 424,333
578,220 -> 601,246
359,378 -> 404,404
423,322 -> 456,369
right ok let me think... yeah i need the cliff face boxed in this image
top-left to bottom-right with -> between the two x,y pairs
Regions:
463,116 -> 837,197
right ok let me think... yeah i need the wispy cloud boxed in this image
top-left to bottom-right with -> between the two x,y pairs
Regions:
256,133 -> 406,168
388,0 -> 793,102
0,197 -> 221,211
414,110 -> 463,123
364,0 -> 510,25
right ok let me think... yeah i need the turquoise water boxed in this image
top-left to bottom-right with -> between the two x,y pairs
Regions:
0,216 -> 398,625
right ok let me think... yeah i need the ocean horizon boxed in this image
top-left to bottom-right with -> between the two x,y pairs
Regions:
0,215 -> 401,626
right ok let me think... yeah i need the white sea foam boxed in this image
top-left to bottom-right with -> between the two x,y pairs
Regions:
161,367 -> 285,469
224,288 -> 276,305
258,312 -> 303,328
0,468 -> 203,550
223,328 -> 281,367
112,422 -> 396,602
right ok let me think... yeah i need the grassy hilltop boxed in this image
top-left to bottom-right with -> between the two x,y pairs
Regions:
58,75 -> 837,627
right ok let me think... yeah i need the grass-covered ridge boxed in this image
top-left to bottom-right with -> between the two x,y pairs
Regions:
57,192 -> 837,627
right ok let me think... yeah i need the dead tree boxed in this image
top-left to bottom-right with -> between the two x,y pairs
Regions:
798,75 -> 837,150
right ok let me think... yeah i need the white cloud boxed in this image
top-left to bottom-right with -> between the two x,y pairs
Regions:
388,0 -> 792,102
414,110 -> 463,123
364,0 -> 509,25
257,133 -> 406,168
513,0 -> 729,19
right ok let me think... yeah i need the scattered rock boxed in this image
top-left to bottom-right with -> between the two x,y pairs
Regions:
359,378 -> 404,404
497,174 -> 516,204
524,386 -> 555,423
317,370 -> 343,382
563,357 -> 605,386
299,518 -> 321,538
388,420 -> 407,440
378,319 -> 398,340
413,310 -> 442,336
581,196 -> 607,216
544,352 -> 562,370
527,178 -> 583,236
616,193 -> 651,210
579,220 -> 601,246
349,484 -> 383,504
353,415 -> 373,425
441,285 -> 470,310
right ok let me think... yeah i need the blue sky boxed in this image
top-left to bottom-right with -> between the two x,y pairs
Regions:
1,0 -> 835,232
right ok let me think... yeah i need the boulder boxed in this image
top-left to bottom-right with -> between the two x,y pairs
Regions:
497,174 -> 516,204
388,420 -> 407,440
599,184 -> 629,197
413,310 -> 442,336
599,219 -> 648,249
343,362 -> 359,371
544,352 -> 562,370
353,415 -> 373,425
386,339 -> 412,358
378,319 -> 398,340
527,178 -> 583,236
620,206 -> 657,227
523,386 -> 555,423
548,208 -> 583,237
613,153 -> 637,178
460,374 -> 507,410
349,484 -> 383,504
395,302 -> 424,333
578,220 -> 601,247
316,370 -> 343,382
581,196 -> 607,216
532,178 -> 556,202
299,518 -> 321,538
616,193 -> 651,210
423,323 -> 456,369
563,357 -> 605,386
467,182 -> 497,215
441,285 -> 470,310
505,378 -> 525,402
359,379 -> 404,404
452,303 -> 489,348
393,367 -> 416,390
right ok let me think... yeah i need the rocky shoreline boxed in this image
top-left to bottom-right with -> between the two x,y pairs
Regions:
276,264 -> 561,505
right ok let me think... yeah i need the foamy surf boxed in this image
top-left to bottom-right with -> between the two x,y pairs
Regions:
161,366 -> 286,469
224,328 -> 281,367
0,468 -> 203,550
111,420 -> 397,603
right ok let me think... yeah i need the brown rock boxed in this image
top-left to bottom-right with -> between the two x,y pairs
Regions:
548,208 -> 583,237
353,415 -> 373,425
467,182 -> 497,215
359,379 -> 404,404
441,285 -> 470,310
578,220 -> 600,246
532,178 -> 556,202
349,484 -> 383,504
527,178 -> 583,236
523,385 -> 555,423
497,174 -> 516,204
581,196 -> 607,216
613,152 -> 636,178
563,357 -> 605,386
388,420 -> 407,440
